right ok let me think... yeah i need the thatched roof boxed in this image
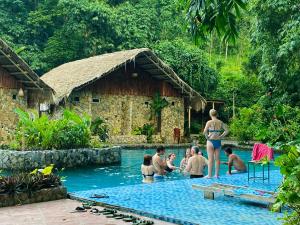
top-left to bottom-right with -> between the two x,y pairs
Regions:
0,38 -> 52,91
41,48 -> 206,105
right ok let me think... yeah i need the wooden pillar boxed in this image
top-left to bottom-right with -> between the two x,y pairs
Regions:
188,106 -> 191,131
128,100 -> 133,134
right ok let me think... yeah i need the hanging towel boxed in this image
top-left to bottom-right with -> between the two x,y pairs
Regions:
252,143 -> 274,161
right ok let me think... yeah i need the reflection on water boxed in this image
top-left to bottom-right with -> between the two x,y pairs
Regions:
61,148 -> 278,192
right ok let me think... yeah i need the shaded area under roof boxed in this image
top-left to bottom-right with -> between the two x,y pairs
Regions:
41,48 -> 206,106
0,38 -> 52,91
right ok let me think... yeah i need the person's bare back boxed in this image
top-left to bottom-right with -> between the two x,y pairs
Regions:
229,154 -> 246,172
224,148 -> 246,174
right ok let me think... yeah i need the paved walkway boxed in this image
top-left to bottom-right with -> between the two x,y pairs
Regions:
0,199 -> 175,225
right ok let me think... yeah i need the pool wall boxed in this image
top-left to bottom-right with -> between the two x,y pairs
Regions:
0,146 -> 121,170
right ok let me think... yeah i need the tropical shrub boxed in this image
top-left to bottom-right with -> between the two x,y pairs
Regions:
274,141 -> 300,225
0,165 -> 61,196
190,121 -> 201,134
132,124 -> 155,143
15,109 -> 91,150
230,104 -> 300,144
90,117 -> 109,142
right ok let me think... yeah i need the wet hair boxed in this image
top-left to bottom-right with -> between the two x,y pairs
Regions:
143,155 -> 152,166
156,146 -> 165,153
192,146 -> 200,154
225,147 -> 233,154
209,109 -> 218,117
168,153 -> 175,159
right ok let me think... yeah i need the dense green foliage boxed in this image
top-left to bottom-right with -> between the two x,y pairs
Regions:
91,117 -> 109,142
230,104 -> 300,144
0,165 -> 61,195
274,141 -> 300,225
247,0 -> 300,106
0,0 -> 219,97
15,109 -> 91,150
181,0 -> 247,43
132,124 -> 155,143
154,39 -> 218,97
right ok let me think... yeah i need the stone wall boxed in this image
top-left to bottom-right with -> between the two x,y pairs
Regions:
0,88 -> 27,145
90,94 -> 184,144
0,186 -> 67,207
67,90 -> 92,115
161,96 -> 185,143
109,135 -> 147,144
0,147 -> 121,170
91,95 -> 153,136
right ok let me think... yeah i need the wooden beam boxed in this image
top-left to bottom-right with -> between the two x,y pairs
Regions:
142,53 -> 191,96
146,68 -> 161,72
2,64 -> 17,68
21,80 -> 37,84
10,71 -> 28,75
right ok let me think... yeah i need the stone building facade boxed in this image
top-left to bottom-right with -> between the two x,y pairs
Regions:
41,48 -> 205,144
0,67 -> 27,144
0,39 -> 53,145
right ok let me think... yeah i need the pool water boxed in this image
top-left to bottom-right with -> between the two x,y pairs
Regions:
62,148 -> 278,192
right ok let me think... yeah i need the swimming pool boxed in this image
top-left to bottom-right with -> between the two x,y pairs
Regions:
62,148 -> 278,192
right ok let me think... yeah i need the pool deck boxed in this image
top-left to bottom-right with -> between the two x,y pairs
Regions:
71,170 -> 283,225
0,199 -> 175,225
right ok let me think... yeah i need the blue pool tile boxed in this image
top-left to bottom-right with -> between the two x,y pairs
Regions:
71,170 -> 283,225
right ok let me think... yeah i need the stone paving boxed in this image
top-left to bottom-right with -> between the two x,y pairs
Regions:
0,199 -> 175,225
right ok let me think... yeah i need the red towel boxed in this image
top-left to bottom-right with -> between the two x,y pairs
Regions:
252,143 -> 274,161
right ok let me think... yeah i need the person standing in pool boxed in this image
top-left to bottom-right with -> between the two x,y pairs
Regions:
222,147 -> 247,174
203,109 -> 229,178
152,146 -> 167,177
141,155 -> 156,183
185,146 -> 207,178
180,147 -> 192,171
165,153 -> 177,172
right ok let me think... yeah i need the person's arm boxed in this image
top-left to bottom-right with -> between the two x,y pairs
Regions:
158,157 -> 166,168
185,158 -> 192,173
167,160 -> 176,169
219,122 -> 229,139
227,156 -> 234,175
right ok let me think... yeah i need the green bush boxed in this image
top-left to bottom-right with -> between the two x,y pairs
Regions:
132,124 -> 155,143
273,141 -> 300,224
15,109 -> 91,150
51,110 -> 91,149
90,117 -> 109,142
230,104 -> 300,145
190,122 -> 201,134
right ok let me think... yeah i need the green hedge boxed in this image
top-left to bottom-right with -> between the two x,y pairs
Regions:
14,109 -> 91,150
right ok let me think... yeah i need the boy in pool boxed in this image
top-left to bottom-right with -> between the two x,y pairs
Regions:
222,147 -> 247,174
152,146 -> 167,177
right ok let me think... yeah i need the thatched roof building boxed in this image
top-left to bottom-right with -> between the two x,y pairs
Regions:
41,48 -> 206,106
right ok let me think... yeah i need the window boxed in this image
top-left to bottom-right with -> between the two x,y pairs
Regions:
12,94 -> 17,100
73,96 -> 80,102
92,98 -> 100,103
171,102 -> 175,106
